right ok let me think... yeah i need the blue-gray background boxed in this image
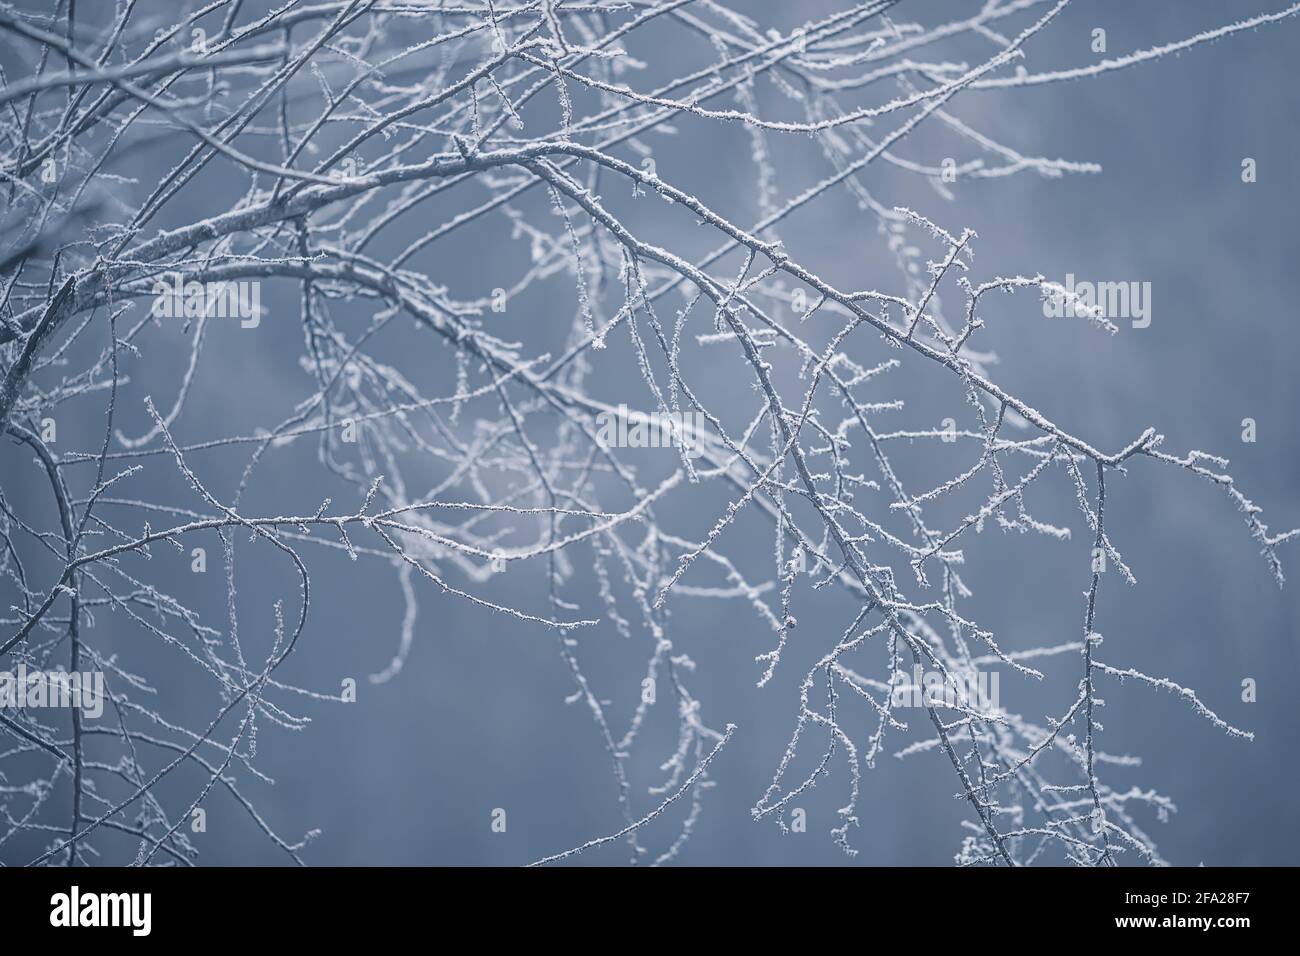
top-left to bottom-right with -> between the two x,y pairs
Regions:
2,0 -> 1297,865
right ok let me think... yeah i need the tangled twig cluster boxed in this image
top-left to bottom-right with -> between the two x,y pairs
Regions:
1,0 -> 1296,866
